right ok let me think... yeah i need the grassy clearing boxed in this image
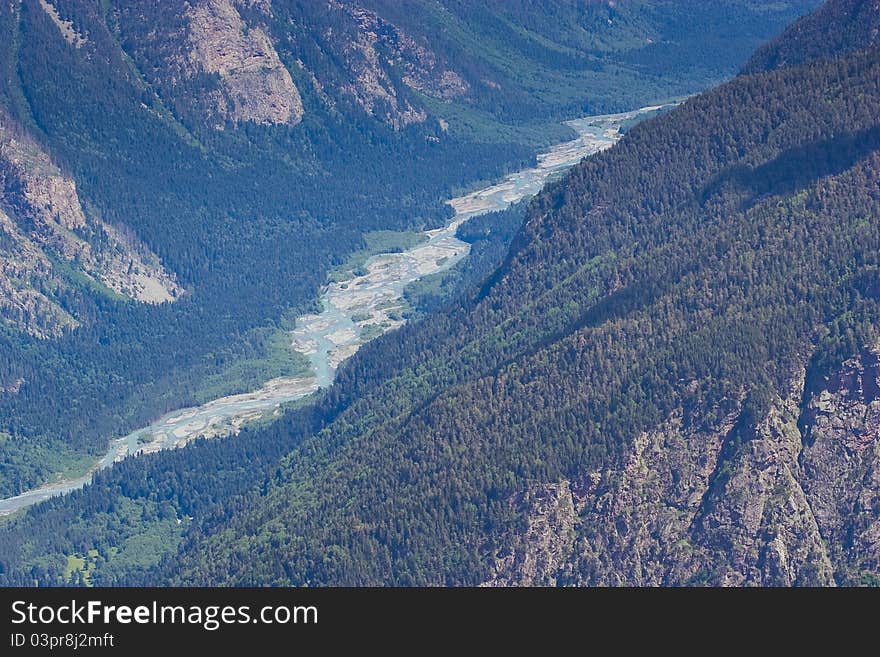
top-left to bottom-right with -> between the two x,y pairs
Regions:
59,501 -> 187,584
49,254 -> 127,302
328,230 -> 428,283
64,549 -> 98,585
420,94 -> 575,147
192,326 -> 311,404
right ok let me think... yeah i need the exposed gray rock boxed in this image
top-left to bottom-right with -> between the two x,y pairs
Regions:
687,370 -> 835,586
484,407 -> 738,586
484,481 -> 576,586
800,346 -> 880,584
106,1 -> 467,131
347,6 -> 468,102
337,5 -> 428,129
186,0 -> 303,126
0,205 -> 78,338
38,0 -> 88,48
486,352 -> 880,586
0,112 -> 181,336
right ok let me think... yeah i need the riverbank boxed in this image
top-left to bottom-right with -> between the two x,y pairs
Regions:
0,104 -> 670,517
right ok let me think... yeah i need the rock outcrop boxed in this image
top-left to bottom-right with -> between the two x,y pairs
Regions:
93,1 -> 469,132
185,0 -> 303,126
686,372 -> 835,587
0,112 -> 181,337
486,350 -> 880,586
337,19 -> 428,129
109,0 -> 302,130
800,347 -> 880,584
0,205 -> 78,338
38,0 -> 88,48
338,5 -> 467,128
483,482 -> 576,586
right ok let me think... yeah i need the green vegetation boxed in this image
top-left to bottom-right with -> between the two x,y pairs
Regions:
153,32 -> 879,586
0,0 -> 816,497
98,518 -> 186,576
358,324 -> 387,342
405,202 -> 529,315
47,255 -> 127,303
192,326 -> 311,405
64,553 -> 91,586
1,0 -> 845,586
418,95 -> 575,147
0,442 -> 99,503
7,495 -> 187,585
328,231 -> 428,283
0,1 -> 536,496
370,0 -> 819,120
744,0 -> 880,73
7,9 -> 877,585
616,103 -> 678,134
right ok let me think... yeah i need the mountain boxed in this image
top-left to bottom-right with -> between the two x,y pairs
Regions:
147,0 -> 879,586
0,0 -> 817,497
0,1 -> 851,586
0,108 -> 181,338
744,0 -> 879,72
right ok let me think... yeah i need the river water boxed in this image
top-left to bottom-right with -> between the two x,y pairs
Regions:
0,105 -> 666,516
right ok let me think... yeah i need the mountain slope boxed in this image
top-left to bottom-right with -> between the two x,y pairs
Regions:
0,108 -> 180,337
0,1 -> 840,584
152,0 -> 880,586
0,0 -> 817,497
744,0 -> 879,72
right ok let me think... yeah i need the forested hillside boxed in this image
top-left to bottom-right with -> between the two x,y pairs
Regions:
0,0 -> 815,497
148,0 -> 880,586
3,1 -> 855,586
744,0 -> 878,72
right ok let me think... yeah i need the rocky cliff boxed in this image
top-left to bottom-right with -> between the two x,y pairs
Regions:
102,0 -> 469,131
336,3 -> 468,128
23,0 -> 817,136
185,0 -> 303,127
0,112 -> 180,337
485,347 -> 880,586
800,347 -> 880,583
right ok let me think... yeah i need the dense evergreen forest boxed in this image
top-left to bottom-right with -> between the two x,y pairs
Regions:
159,44 -> 880,587
2,0 -> 877,586
0,0 -> 815,496
0,0 -> 519,494
743,0 -> 879,73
